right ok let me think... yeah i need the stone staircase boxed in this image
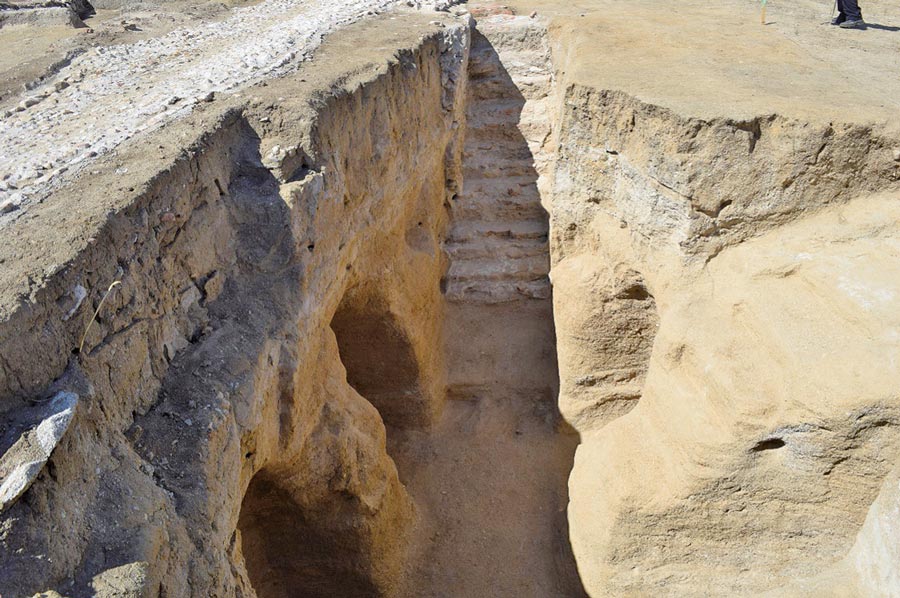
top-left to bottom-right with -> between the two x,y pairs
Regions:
443,27 -> 553,304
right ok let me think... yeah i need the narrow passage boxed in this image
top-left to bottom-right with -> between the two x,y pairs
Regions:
390,29 -> 586,597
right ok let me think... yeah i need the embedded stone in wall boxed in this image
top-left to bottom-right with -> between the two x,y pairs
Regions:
0,391 -> 77,513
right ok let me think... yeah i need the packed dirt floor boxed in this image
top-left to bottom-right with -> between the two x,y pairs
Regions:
509,0 -> 900,121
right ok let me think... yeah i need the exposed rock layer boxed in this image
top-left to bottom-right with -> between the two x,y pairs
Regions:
530,1 -> 900,594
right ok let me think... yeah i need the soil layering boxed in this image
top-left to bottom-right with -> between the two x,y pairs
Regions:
2,0 -> 900,596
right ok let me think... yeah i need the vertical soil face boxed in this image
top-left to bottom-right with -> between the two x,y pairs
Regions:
387,29 -> 586,597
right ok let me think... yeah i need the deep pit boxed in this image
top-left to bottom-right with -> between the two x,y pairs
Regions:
2,1 -> 900,597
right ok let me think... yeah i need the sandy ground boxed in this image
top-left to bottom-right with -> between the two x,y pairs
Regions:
0,0 -> 263,107
504,0 -> 900,125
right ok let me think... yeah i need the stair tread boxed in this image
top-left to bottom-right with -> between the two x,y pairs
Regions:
462,174 -> 540,191
444,278 -> 551,304
445,242 -> 548,260
446,220 -> 549,242
446,254 -> 549,281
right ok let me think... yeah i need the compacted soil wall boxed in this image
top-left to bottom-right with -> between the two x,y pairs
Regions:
0,12 -> 468,597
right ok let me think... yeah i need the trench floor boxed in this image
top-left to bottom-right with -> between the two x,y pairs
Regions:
389,305 -> 585,597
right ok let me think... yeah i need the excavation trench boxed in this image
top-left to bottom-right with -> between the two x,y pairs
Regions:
374,27 -> 584,596
4,3 -> 900,597
222,14 -> 583,598
0,8 -> 685,597
236,20 -> 586,597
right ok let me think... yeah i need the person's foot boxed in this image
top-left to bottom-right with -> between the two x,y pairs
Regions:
839,18 -> 866,28
831,14 -> 846,25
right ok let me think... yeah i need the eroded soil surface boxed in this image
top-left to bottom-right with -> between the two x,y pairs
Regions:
0,0 -> 450,216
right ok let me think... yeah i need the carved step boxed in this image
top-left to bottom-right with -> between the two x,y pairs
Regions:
446,254 -> 549,282
444,277 -> 551,304
444,238 -> 547,261
463,159 -> 538,180
446,220 -> 549,245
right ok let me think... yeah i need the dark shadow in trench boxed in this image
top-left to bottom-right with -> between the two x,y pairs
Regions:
330,291 -> 425,429
239,472 -> 379,598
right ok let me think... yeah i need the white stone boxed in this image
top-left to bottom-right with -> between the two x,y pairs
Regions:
0,392 -> 78,513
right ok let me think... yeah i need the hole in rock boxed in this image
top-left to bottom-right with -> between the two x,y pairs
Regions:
751,438 -> 786,452
237,471 -> 377,598
617,282 -> 652,301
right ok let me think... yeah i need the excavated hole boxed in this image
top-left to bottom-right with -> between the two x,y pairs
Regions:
238,472 -> 377,598
329,290 -> 425,429
752,438 -> 786,452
